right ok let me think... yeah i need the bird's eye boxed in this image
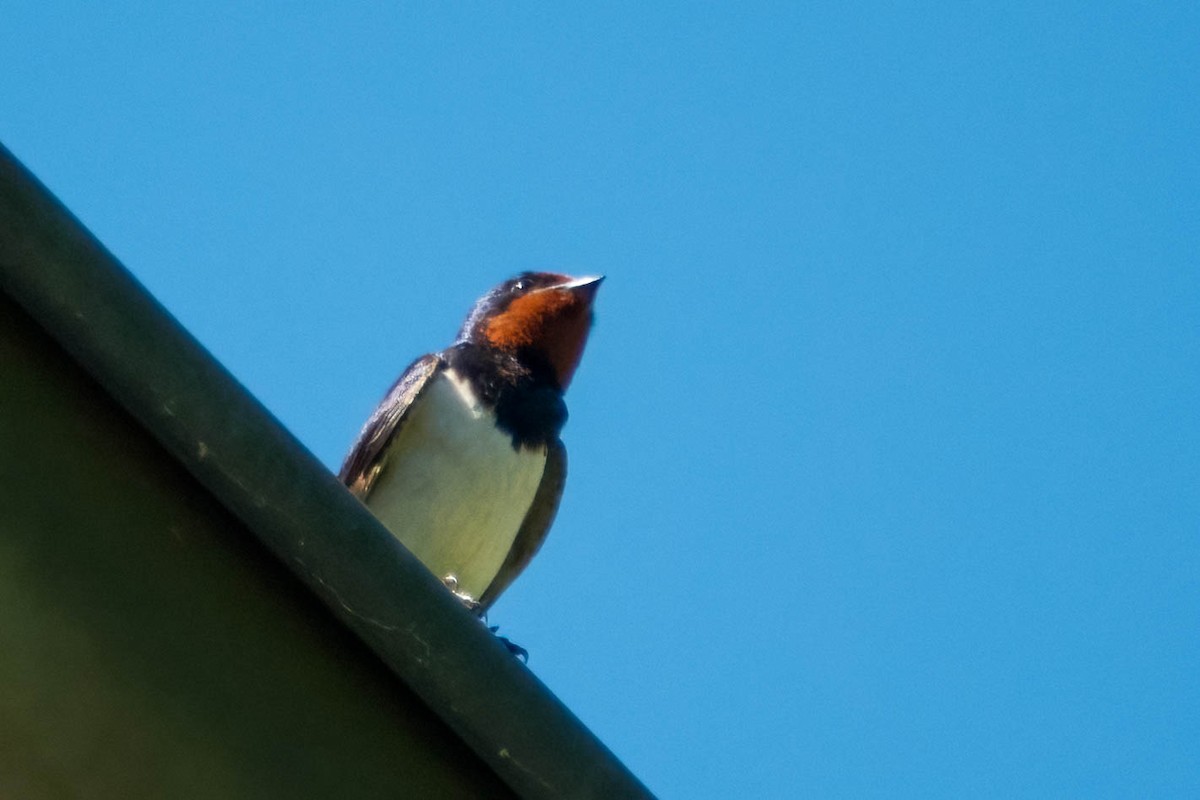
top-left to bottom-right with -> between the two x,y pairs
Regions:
512,280 -> 526,292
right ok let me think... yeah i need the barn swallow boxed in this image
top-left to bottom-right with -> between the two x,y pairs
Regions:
339,272 -> 602,614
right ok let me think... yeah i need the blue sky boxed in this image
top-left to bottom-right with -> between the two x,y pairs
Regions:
5,3 -> 1197,796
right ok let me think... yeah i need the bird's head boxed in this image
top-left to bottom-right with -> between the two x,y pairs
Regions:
457,271 -> 603,390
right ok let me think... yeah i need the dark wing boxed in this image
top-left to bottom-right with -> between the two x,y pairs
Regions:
477,439 -> 567,610
338,354 -> 444,498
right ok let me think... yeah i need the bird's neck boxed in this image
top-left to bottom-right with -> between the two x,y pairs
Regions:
444,343 -> 567,449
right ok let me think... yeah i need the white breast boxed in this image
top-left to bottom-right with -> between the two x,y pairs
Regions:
364,367 -> 547,601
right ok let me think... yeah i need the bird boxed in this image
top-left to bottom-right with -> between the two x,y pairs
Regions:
338,271 -> 602,614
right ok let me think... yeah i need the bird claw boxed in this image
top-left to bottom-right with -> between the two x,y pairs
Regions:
441,574 -> 481,612
444,575 -> 528,661
488,626 -> 529,663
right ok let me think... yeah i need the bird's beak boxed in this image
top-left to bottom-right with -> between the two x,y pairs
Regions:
549,274 -> 604,303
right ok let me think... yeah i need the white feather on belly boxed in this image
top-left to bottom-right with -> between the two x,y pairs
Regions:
364,367 -> 547,601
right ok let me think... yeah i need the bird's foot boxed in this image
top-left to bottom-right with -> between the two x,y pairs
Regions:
488,625 -> 529,663
443,576 -> 528,661
441,574 -> 481,613
475,609 -> 529,662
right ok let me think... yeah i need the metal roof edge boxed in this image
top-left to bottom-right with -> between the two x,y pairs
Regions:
0,142 -> 652,800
